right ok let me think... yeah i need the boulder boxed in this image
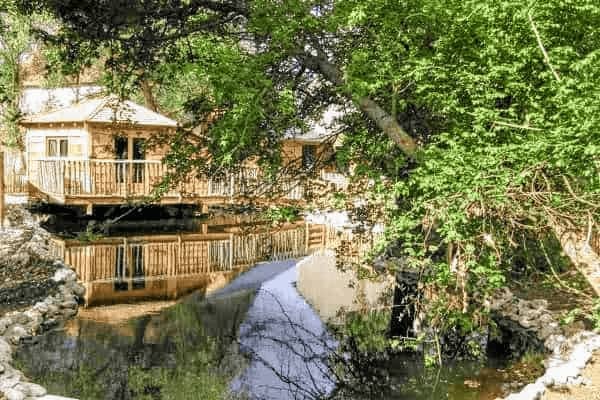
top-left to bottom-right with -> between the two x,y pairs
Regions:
52,268 -> 77,283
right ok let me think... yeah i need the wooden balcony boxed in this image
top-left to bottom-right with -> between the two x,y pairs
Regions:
30,158 -> 305,206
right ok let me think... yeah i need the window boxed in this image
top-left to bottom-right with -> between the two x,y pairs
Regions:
47,138 -> 68,158
132,138 -> 146,183
302,145 -> 317,170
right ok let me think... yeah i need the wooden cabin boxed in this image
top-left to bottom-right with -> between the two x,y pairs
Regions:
19,95 -> 346,213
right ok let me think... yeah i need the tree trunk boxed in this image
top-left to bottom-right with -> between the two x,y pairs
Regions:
554,224 -> 600,297
140,79 -> 159,112
301,52 -> 417,157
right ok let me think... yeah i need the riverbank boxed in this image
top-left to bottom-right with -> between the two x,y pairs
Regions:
0,205 -> 85,400
542,350 -> 600,400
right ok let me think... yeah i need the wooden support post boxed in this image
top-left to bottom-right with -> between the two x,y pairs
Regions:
85,203 -> 93,216
0,152 -> 4,228
200,203 -> 209,215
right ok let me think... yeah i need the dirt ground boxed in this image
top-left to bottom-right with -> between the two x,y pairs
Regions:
542,351 -> 600,400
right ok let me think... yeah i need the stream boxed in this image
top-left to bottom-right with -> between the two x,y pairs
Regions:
14,213 -> 517,400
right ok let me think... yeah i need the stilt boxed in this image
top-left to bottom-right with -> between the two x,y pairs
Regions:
85,203 -> 93,216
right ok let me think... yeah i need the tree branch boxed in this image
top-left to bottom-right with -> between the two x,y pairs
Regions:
300,52 -> 418,157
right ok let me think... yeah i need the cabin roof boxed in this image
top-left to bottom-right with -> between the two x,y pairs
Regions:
20,96 -> 178,127
283,106 -> 344,144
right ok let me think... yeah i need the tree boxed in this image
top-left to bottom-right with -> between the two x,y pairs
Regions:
18,0 -> 600,352
0,1 -> 33,147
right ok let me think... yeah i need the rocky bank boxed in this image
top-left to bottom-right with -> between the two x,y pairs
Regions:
0,206 -> 84,400
490,287 -> 600,400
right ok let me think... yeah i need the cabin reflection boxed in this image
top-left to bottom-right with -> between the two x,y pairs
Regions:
50,222 -> 327,306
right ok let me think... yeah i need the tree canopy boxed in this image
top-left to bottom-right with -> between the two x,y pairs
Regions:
11,0 -> 600,340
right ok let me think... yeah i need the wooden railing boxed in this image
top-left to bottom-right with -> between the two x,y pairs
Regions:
31,158 -> 306,200
52,223 -> 318,284
3,150 -> 28,194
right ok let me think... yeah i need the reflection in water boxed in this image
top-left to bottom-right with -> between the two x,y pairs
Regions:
48,221 -> 324,306
17,217 -> 514,400
17,289 -> 256,400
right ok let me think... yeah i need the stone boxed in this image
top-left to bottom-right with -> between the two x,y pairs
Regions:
0,372 -> 21,390
5,325 -> 28,345
568,344 -> 592,369
23,311 -> 42,326
0,319 -> 9,336
52,268 -> 77,283
504,381 -> 545,400
67,283 -> 85,298
60,300 -> 78,310
542,362 -> 581,386
0,363 -> 4,374
46,304 -> 59,315
530,299 -> 549,309
61,308 -> 78,319
16,383 -> 46,397
544,334 -> 567,353
3,388 -> 26,400
32,302 -> 49,315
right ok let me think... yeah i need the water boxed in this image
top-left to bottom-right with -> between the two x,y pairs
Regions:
14,215 -> 520,400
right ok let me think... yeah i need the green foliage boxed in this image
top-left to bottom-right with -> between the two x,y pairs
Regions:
75,225 -> 104,243
263,205 -> 300,224
0,3 -> 31,147
19,0 -> 600,340
590,299 -> 600,331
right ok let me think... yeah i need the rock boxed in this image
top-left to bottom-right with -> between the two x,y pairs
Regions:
2,388 -> 26,400
0,363 -> 4,374
15,382 -> 46,397
504,381 -> 545,400
46,304 -> 59,315
61,308 -> 77,319
52,268 -> 77,283
542,361 -> 581,386
568,344 -> 592,369
67,283 -> 85,298
32,302 -> 49,315
40,318 -> 59,330
544,334 -> 567,352
12,314 -> 30,326
60,300 -> 78,310
0,371 -> 21,390
4,325 -> 28,345
23,311 -> 42,326
0,319 -> 9,336
530,299 -> 548,309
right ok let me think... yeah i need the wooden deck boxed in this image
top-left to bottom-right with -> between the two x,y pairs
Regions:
29,158 -> 306,207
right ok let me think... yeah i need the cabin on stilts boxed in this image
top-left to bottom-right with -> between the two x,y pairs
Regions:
18,95 -> 346,214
